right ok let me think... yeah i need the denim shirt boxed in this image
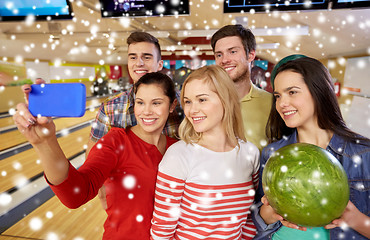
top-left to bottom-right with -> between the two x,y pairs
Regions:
252,131 -> 370,240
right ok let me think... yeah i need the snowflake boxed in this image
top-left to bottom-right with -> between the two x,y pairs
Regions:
191,203 -> 197,210
170,182 -> 177,189
169,206 -> 181,218
45,211 -> 54,219
46,232 -> 59,240
352,155 -> 362,164
225,169 -> 233,178
60,129 -> 69,136
41,127 -> 50,135
29,217 -> 43,231
230,215 -> 238,222
136,214 -> 143,222
14,175 -> 29,189
122,175 -> 136,190
0,193 -> 12,206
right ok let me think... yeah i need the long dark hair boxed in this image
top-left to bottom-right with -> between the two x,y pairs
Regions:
267,56 -> 369,145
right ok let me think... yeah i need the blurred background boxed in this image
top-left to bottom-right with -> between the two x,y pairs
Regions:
0,0 -> 369,239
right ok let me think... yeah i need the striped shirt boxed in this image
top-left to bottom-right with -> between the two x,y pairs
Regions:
90,87 -> 183,142
151,140 -> 260,239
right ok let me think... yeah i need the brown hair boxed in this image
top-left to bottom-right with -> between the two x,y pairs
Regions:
211,24 -> 256,57
127,32 -> 161,61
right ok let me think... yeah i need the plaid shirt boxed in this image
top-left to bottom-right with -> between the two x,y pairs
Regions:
90,87 -> 183,142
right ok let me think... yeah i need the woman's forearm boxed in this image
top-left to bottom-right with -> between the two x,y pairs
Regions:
13,102 -> 69,185
33,136 -> 69,185
349,211 -> 370,238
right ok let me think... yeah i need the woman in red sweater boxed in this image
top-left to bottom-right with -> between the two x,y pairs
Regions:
13,72 -> 178,239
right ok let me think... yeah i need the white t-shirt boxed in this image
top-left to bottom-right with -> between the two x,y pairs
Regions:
151,140 -> 260,240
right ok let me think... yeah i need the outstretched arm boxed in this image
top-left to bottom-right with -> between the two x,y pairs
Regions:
16,79 -> 69,184
86,101 -> 111,210
13,100 -> 69,185
87,138 -> 108,210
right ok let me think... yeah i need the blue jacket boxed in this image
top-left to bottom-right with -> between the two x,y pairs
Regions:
252,131 -> 370,240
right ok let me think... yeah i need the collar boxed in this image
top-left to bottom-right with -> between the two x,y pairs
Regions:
327,133 -> 347,156
240,83 -> 262,102
283,130 -> 299,145
290,130 -> 346,157
128,86 -> 135,107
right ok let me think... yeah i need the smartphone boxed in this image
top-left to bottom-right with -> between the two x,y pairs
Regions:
29,83 -> 86,117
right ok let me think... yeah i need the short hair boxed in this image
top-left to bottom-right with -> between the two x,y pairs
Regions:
179,65 -> 246,146
211,24 -> 256,56
134,72 -> 176,104
267,55 -> 369,145
127,32 -> 161,61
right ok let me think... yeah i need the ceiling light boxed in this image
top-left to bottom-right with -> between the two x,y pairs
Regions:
161,52 -> 174,56
257,43 -> 280,49
147,31 -> 170,38
177,26 -> 309,38
165,45 -> 193,51
177,29 -> 216,38
252,26 -> 309,36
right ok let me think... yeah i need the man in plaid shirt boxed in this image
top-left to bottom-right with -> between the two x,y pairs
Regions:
86,32 -> 183,209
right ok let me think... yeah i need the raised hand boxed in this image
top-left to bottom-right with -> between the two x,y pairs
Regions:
13,102 -> 55,145
13,88 -> 68,185
22,78 -> 46,104
14,78 -> 57,145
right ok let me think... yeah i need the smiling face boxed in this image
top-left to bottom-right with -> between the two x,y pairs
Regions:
214,36 -> 255,83
273,70 -> 317,130
183,79 -> 224,136
127,42 -> 163,83
134,83 -> 171,134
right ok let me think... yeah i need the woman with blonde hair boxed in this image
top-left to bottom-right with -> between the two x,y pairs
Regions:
151,65 -> 260,239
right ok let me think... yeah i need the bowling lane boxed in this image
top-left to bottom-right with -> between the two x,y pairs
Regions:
0,127 -> 91,193
0,116 -> 14,129
2,195 -> 105,239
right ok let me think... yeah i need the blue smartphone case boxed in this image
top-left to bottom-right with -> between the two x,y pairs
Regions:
29,83 -> 86,117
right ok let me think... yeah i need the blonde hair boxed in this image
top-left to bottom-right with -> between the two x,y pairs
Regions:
179,65 -> 246,146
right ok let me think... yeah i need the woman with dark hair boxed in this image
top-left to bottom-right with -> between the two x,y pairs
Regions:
13,72 -> 178,239
252,55 -> 370,240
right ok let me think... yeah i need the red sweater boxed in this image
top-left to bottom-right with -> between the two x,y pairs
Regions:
49,128 -> 177,239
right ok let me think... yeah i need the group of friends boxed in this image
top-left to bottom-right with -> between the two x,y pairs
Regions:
13,24 -> 370,240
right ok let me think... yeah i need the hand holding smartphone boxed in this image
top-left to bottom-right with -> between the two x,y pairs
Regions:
28,83 -> 86,117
